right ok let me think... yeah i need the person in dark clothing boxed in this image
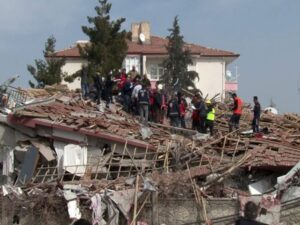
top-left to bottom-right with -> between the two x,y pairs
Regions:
93,73 -> 103,104
122,77 -> 133,113
198,97 -> 207,133
141,74 -> 151,88
73,218 -> 92,225
252,96 -> 261,133
155,85 -> 167,124
81,66 -> 89,99
235,201 -> 267,225
229,93 -> 243,132
177,91 -> 183,104
104,75 -> 114,108
167,94 -> 180,127
137,84 -> 150,125
151,89 -> 161,123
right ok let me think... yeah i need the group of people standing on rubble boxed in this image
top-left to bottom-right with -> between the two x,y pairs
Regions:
80,65 -> 261,136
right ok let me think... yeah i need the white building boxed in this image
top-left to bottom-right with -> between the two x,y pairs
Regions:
50,22 -> 239,99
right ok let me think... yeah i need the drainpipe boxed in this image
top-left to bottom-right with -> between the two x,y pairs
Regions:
140,54 -> 144,75
222,58 -> 225,102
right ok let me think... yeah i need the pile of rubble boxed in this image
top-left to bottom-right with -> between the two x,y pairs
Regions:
1,90 -> 300,225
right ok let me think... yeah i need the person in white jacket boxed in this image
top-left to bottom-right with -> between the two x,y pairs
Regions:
131,80 -> 142,115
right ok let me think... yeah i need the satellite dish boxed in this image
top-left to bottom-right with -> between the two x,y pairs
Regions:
139,33 -> 146,43
264,107 -> 278,115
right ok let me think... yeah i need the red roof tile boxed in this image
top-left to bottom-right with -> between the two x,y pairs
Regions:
50,36 -> 239,58
244,144 -> 300,170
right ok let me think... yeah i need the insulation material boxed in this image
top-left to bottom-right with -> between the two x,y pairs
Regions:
63,144 -> 87,176
54,141 -> 65,176
0,146 -> 14,175
54,142 -> 87,176
90,194 -> 106,225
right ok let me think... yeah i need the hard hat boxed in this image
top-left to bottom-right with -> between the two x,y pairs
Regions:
205,99 -> 211,104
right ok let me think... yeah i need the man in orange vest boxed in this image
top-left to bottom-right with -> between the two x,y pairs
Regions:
229,93 -> 243,132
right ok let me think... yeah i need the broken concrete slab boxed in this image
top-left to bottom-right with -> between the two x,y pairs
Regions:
31,140 -> 55,161
248,176 -> 275,195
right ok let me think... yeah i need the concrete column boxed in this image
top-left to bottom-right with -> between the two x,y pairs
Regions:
143,55 -> 147,76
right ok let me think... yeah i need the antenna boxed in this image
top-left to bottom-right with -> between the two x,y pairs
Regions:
235,66 -> 240,81
270,98 -> 276,108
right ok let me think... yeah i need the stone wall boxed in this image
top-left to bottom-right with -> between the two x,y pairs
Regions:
280,198 -> 300,225
139,196 -> 239,225
1,194 -> 300,225
140,196 -> 300,225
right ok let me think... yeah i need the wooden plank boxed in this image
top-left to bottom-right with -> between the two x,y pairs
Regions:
151,192 -> 159,225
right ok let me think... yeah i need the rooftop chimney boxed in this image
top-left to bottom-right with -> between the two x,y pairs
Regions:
131,22 -> 151,44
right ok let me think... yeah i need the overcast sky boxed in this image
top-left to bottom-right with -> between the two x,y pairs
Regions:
0,0 -> 300,113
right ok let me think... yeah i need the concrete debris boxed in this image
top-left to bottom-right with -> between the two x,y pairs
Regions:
31,140 -> 56,161
2,184 -> 23,196
109,189 -> 140,219
1,91 -> 300,224
240,195 -> 281,225
90,194 -> 105,225
66,199 -> 82,220
248,176 -> 275,196
192,132 -> 210,141
139,126 -> 153,140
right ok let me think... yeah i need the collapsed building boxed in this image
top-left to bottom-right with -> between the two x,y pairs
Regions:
1,86 -> 300,225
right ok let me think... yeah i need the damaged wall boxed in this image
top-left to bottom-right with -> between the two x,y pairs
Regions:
280,198 -> 300,225
0,123 -> 16,147
138,196 -> 300,225
139,197 -> 239,225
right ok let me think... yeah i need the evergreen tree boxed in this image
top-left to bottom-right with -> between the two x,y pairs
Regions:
80,0 -> 128,76
27,36 -> 65,88
160,16 -> 199,92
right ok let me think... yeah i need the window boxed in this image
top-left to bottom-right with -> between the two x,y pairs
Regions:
149,64 -> 164,81
123,56 -> 140,73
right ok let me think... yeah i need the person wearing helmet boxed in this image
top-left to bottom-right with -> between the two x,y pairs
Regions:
205,99 -> 215,136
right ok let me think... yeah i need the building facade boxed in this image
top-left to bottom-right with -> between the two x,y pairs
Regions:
51,22 -> 239,99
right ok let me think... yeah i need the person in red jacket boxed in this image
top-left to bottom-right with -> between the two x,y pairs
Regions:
229,93 -> 243,132
179,97 -> 187,128
117,68 -> 127,90
191,94 -> 201,131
